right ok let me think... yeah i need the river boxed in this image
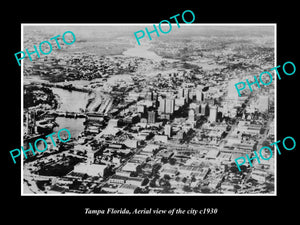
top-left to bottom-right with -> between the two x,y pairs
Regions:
33,46 -> 170,139
51,87 -> 89,112
123,45 -> 163,61
51,88 -> 88,139
50,46 -> 172,138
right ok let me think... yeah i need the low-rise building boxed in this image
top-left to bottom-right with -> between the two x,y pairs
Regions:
117,183 -> 138,194
73,163 -> 107,177
251,169 -> 267,182
121,162 -> 139,172
108,175 -> 127,184
126,177 -> 145,186
179,166 -> 210,180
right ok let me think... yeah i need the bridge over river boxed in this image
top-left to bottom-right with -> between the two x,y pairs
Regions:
47,110 -> 87,119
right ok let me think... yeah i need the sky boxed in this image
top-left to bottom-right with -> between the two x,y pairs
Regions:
23,24 -> 275,42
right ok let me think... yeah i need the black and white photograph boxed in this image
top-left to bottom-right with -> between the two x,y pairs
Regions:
3,4 -> 298,222
22,24 -> 276,195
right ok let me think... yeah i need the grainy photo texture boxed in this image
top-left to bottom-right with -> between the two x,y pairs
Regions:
22,24 -> 275,195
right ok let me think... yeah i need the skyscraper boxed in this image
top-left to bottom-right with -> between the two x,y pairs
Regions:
209,106 -> 218,122
196,90 -> 204,102
178,88 -> 184,98
184,88 -> 190,102
195,104 -> 200,114
146,91 -> 153,101
200,103 -> 208,116
165,98 -> 175,114
153,92 -> 158,100
148,111 -> 157,124
158,97 -> 166,114
164,124 -> 172,138
190,102 -> 200,114
188,109 -> 195,121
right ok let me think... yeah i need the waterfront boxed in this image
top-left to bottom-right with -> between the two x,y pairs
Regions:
52,87 -> 88,138
123,45 -> 163,61
52,87 -> 89,112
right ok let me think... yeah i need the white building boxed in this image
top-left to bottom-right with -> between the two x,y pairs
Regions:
164,124 -> 172,138
209,106 -> 218,123
196,89 -> 204,102
165,98 -> 175,114
188,109 -> 195,122
73,163 -> 107,177
117,184 -> 138,194
154,135 -> 168,143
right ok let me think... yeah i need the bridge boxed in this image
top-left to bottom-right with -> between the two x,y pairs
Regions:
47,110 -> 87,118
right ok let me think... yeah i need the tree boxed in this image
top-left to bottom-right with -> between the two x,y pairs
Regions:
134,187 -> 142,194
82,173 -> 88,180
191,175 -> 196,183
161,157 -> 168,164
149,178 -> 157,187
130,171 -> 138,177
230,164 -> 247,173
262,140 -> 270,147
163,174 -> 171,180
103,166 -> 114,178
136,165 -> 143,174
264,182 -> 274,192
169,158 -> 176,165
234,184 -> 241,190
141,178 -> 149,186
152,163 -> 161,174
200,187 -> 211,193
159,178 -> 171,188
183,185 -> 192,192
239,165 -> 248,173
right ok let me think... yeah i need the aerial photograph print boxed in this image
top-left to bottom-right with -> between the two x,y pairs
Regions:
22,24 -> 276,195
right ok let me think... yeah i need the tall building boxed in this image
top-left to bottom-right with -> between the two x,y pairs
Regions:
189,90 -> 194,100
137,105 -> 145,113
164,124 -> 172,138
190,102 -> 200,114
200,103 -> 208,116
196,90 -> 204,102
148,111 -> 157,124
153,92 -> 158,100
175,98 -> 185,107
146,91 -> 153,101
195,104 -> 200,114
209,106 -> 218,122
184,88 -> 190,102
178,88 -> 184,98
188,109 -> 195,121
165,98 -> 175,114
158,97 -> 166,113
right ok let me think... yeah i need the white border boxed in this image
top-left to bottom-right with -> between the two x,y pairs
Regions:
21,23 -> 277,196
